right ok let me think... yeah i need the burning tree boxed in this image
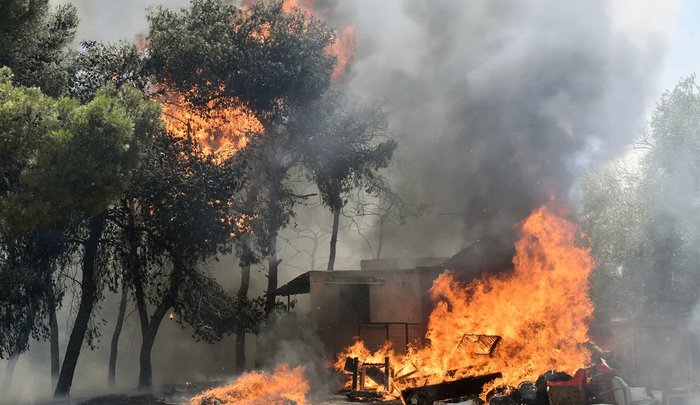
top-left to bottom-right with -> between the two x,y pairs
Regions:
116,131 -> 264,387
147,0 -> 337,318
63,32 -> 267,388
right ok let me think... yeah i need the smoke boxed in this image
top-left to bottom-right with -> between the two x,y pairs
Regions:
0,257 -> 258,404
255,315 -> 336,401
322,0 -> 674,254
51,0 -> 191,43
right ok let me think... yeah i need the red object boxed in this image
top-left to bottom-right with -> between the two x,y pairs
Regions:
548,369 -> 587,405
586,362 -> 615,403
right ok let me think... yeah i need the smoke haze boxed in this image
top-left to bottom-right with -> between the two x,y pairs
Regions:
334,0 -> 673,253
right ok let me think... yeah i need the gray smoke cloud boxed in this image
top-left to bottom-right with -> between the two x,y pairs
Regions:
325,0 -> 669,254
52,0 -> 191,43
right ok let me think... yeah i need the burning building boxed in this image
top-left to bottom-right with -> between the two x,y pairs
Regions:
274,236 -> 514,359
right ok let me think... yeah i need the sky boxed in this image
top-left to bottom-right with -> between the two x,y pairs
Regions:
659,0 -> 700,93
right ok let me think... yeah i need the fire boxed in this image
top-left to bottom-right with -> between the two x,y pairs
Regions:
282,0 -> 355,80
281,0 -> 312,12
159,90 -> 263,162
337,206 -> 595,396
189,364 -> 309,405
327,25 -> 356,81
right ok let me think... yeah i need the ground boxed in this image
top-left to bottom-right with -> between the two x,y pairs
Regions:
34,394 -> 479,405
35,394 -> 393,405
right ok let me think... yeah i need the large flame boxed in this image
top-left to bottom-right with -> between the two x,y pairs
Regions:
189,364 -> 309,405
336,206 -> 595,396
282,0 -> 355,81
159,90 -> 263,162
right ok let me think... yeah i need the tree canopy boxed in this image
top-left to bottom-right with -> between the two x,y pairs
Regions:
0,68 -> 160,233
583,76 -> 700,320
148,0 -> 335,118
0,0 -> 78,97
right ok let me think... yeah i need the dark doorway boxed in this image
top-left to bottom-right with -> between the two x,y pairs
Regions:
339,284 -> 370,324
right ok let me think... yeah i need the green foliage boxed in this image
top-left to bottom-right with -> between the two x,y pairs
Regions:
120,131 -> 261,340
0,77 -> 161,233
0,68 -> 58,198
131,132 -> 241,262
147,0 -> 335,118
69,41 -> 150,104
174,270 -> 265,342
0,0 -> 78,97
583,76 -> 700,320
297,90 -> 397,211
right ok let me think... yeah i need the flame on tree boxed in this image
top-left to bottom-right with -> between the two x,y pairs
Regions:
147,0 -> 336,320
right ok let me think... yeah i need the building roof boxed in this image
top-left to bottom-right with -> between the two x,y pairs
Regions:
275,236 -> 514,296
275,271 -> 312,296
443,235 -> 514,276
274,270 -> 387,296
359,257 -> 448,271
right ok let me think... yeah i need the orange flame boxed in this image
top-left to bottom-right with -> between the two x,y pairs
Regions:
282,0 -> 355,81
281,0 -> 313,13
189,364 -> 309,405
327,25 -> 356,81
159,90 -> 263,162
336,206 -> 595,396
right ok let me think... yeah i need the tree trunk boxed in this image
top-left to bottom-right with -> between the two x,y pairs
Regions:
235,248 -> 251,373
265,234 -> 279,315
327,207 -> 341,271
131,253 -> 152,387
235,179 -> 259,373
137,254 -> 181,388
138,297 -> 172,388
138,326 -> 156,388
309,233 -> 318,270
108,283 -> 128,387
54,214 -> 106,398
264,177 -> 282,316
125,200 -> 149,337
49,299 -> 60,388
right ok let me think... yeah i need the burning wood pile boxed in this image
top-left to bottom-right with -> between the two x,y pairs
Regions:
339,353 -> 625,405
335,207 -> 594,397
331,206 -> 603,404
